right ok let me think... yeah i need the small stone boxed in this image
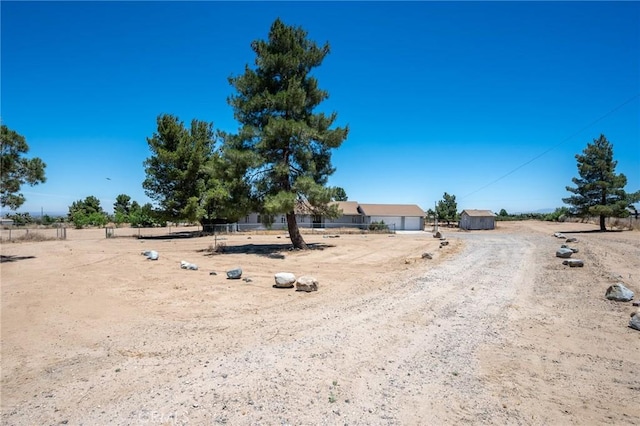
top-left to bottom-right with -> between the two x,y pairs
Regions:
209,271 -> 217,276
629,310 -> 640,331
605,283 -> 634,302
565,237 -> 578,243
296,276 -> 318,292
242,277 -> 253,283
440,241 -> 449,247
562,259 -> 584,267
633,301 -> 640,307
180,260 -> 198,270
226,267 -> 242,279
274,272 -> 296,288
422,252 -> 433,259
434,231 -> 442,238
556,248 -> 573,258
142,250 -> 159,260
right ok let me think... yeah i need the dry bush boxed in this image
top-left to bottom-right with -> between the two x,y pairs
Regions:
9,232 -> 55,243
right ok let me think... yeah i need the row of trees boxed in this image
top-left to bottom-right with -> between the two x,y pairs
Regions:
141,19 -> 348,249
1,21 -> 637,241
428,135 -> 638,231
68,195 -> 162,229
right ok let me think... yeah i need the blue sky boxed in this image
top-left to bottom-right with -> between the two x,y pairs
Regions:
2,1 -> 639,216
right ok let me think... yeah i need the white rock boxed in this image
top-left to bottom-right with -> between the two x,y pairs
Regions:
274,272 -> 296,288
296,276 -> 318,292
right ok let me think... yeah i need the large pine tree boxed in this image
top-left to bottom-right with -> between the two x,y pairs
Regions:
227,18 -> 348,249
563,134 -> 631,231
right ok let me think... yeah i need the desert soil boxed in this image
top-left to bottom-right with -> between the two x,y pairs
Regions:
1,221 -> 639,425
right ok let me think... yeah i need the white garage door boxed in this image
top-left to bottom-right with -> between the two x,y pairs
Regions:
403,217 -> 422,230
370,216 -> 402,231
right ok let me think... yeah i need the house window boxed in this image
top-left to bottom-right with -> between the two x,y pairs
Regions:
281,216 -> 286,223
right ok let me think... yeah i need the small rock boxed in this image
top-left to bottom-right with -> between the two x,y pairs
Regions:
180,260 -> 198,270
242,277 -> 253,283
274,272 -> 296,288
605,283 -> 634,302
562,259 -> 584,267
630,310 -> 640,331
296,276 -> 318,292
553,232 -> 566,238
440,241 -> 449,247
142,250 -> 159,260
632,301 -> 640,307
434,231 -> 442,239
556,248 -> 573,258
209,271 -> 217,276
422,252 -> 433,259
226,267 -> 242,279
565,237 -> 578,243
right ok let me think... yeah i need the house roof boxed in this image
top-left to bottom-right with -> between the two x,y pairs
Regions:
331,201 -> 360,216
358,204 -> 426,217
461,209 -> 496,217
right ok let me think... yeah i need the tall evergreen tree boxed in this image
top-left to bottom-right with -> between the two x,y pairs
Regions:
563,134 -> 632,231
436,192 -> 458,226
227,18 -> 348,249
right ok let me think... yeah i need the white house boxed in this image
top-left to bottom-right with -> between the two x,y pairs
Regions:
235,202 -> 426,231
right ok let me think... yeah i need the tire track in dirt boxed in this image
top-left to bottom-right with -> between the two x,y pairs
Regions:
127,231 -> 539,425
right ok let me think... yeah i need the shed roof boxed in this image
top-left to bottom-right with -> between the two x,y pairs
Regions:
331,201 -> 360,216
358,204 -> 426,217
461,209 -> 496,217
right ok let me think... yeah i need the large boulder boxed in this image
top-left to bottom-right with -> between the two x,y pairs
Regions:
630,310 -> 640,331
274,272 -> 296,288
562,259 -> 584,267
296,276 -> 318,292
142,250 -> 159,260
226,267 -> 242,279
605,283 -> 634,302
556,248 -> 573,258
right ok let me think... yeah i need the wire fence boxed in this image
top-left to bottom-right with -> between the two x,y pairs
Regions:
0,222 -> 398,242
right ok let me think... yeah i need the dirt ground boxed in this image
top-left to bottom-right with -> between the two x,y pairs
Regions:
1,221 -> 639,425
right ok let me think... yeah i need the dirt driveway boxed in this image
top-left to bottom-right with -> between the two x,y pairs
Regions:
1,222 -> 638,425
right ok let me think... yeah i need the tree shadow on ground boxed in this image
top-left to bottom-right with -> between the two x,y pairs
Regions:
559,229 -> 625,234
137,231 -> 208,240
0,255 -> 36,263
198,242 -> 333,258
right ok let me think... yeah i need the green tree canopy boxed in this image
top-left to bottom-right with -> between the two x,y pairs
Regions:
1,125 -> 46,210
436,192 -> 458,225
563,134 -> 631,231
68,196 -> 107,228
143,114 -> 250,226
332,187 -> 348,202
227,18 -> 348,249
113,194 -> 132,215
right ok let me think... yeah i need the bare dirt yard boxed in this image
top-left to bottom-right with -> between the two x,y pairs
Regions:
1,221 -> 639,425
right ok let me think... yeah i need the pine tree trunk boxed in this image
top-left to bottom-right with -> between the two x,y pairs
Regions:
286,212 -> 308,250
599,214 -> 606,231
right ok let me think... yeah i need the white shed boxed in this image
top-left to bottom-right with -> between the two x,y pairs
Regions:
459,210 -> 496,230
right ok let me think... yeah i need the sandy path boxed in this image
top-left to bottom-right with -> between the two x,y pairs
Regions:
1,223 -> 638,425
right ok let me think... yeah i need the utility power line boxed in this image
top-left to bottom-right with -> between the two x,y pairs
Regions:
460,93 -> 640,201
